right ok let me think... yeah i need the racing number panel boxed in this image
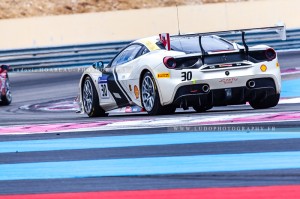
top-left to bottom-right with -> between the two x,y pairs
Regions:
98,72 -> 130,108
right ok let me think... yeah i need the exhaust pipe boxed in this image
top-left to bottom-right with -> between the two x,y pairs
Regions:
247,80 -> 255,88
202,85 -> 210,93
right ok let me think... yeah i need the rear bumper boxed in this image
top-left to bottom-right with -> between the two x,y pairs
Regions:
155,58 -> 281,105
172,78 -> 277,107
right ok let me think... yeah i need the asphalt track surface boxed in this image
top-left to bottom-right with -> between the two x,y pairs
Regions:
1,51 -> 300,198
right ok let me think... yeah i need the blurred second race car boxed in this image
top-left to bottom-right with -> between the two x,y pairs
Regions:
0,65 -> 12,106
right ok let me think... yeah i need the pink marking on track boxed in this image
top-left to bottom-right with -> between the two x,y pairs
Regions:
2,111 -> 300,135
0,121 -> 115,135
31,100 -> 79,112
281,68 -> 300,75
198,112 -> 300,125
22,96 -> 300,113
231,112 -> 300,123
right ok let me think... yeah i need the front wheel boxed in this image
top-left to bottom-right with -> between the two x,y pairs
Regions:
0,78 -> 12,106
249,94 -> 280,109
82,76 -> 106,117
141,72 -> 174,115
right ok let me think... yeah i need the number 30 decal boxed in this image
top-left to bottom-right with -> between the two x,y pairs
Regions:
99,83 -> 109,99
181,71 -> 192,81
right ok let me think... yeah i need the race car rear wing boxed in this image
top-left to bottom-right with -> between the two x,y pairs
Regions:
170,25 -> 286,40
160,25 -> 286,63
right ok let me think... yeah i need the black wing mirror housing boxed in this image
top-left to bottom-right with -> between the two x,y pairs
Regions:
92,61 -> 104,71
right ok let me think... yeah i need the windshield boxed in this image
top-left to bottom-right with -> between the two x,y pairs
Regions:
169,35 -> 235,54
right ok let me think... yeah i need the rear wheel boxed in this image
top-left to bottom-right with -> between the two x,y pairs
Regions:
162,104 -> 177,115
141,72 -> 175,115
249,94 -> 280,109
0,78 -> 12,106
82,76 -> 106,117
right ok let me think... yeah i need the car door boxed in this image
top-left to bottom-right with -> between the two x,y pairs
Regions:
115,44 -> 144,95
100,44 -> 143,108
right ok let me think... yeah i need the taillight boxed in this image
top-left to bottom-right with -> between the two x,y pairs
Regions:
163,56 -> 176,69
265,48 -> 276,61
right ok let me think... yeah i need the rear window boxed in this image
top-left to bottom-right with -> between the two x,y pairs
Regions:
168,36 -> 234,54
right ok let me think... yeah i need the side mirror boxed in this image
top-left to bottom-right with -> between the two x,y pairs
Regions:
92,61 -> 104,71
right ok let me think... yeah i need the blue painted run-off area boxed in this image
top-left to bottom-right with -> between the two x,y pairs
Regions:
281,78 -> 300,98
1,131 -> 300,153
2,151 -> 300,181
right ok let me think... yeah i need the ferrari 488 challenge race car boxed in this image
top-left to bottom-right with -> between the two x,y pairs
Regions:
78,26 -> 286,117
0,65 -> 12,106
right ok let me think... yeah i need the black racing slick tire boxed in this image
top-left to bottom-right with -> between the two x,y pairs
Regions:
82,76 -> 106,117
249,93 -> 280,109
0,78 -> 12,106
141,71 -> 175,115
193,104 -> 213,113
161,104 -> 177,115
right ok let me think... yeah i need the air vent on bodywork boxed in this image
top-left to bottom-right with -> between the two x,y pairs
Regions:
201,62 -> 251,70
249,50 -> 267,61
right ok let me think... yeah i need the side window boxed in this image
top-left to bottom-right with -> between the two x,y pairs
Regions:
141,47 -> 150,55
136,46 -> 150,59
111,44 -> 142,67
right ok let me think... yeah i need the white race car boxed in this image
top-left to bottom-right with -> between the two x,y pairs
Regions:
78,26 -> 285,117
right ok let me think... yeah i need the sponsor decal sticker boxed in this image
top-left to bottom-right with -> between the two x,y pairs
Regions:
157,73 -> 170,78
219,64 -> 233,67
134,85 -> 139,99
98,75 -> 108,83
98,75 -> 110,99
219,77 -> 238,84
144,40 -> 160,51
260,64 -> 267,72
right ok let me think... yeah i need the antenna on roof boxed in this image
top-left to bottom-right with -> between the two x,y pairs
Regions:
176,5 -> 181,35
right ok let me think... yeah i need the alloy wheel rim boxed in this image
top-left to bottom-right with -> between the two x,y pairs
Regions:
83,80 -> 93,113
142,76 -> 155,111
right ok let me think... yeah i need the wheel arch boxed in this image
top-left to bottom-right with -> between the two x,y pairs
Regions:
139,68 -> 165,107
80,73 -> 101,99
81,74 -> 106,117
139,69 -> 149,106
80,74 -> 101,110
80,74 -> 91,100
